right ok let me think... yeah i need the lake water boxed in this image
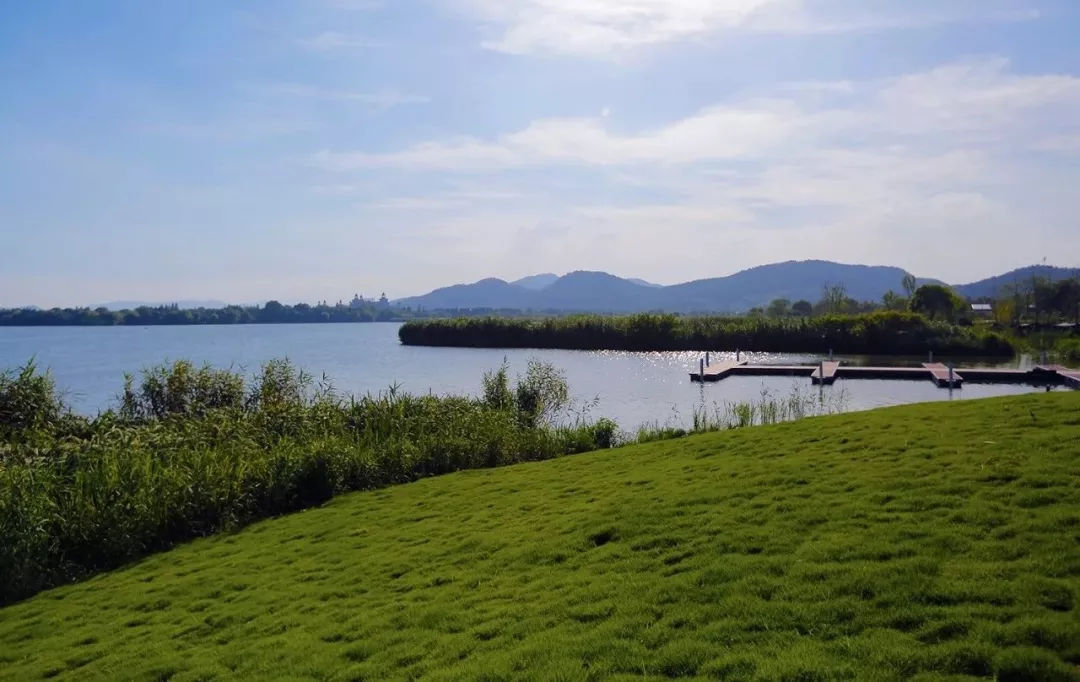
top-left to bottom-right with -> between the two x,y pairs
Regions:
0,323 -> 1063,430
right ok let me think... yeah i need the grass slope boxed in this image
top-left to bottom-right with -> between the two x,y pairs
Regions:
2,394 -> 1079,681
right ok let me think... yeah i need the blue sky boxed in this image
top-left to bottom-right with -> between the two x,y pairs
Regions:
2,0 -> 1079,306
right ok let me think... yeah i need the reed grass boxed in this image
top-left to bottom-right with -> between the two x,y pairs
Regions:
634,383 -> 849,443
399,311 -> 1015,356
0,358 -> 615,605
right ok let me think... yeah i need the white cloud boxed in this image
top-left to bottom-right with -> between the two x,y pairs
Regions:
317,58 -> 1080,173
453,0 -> 1040,57
325,57 -> 1080,283
264,83 -> 430,108
298,31 -> 382,50
323,0 -> 383,9
462,0 -> 785,55
316,104 -> 801,170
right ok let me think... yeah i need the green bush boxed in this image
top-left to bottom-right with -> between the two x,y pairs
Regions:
0,358 -> 616,605
0,360 -> 70,437
1055,337 -> 1080,365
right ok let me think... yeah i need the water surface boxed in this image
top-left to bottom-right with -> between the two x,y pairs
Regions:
0,323 -> 1061,430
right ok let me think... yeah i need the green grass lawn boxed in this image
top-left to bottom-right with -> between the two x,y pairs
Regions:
2,393 -> 1079,681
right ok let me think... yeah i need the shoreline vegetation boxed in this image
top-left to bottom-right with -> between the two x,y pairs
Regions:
399,312 -> 1017,356
0,357 -> 839,605
2,392 -> 1078,679
0,358 -> 612,605
0,300 -> 413,326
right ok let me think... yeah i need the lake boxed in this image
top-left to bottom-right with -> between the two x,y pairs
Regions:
0,323 -> 1061,430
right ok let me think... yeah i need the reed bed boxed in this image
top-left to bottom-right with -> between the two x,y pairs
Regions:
0,359 -> 615,604
634,384 -> 849,443
399,311 -> 1014,356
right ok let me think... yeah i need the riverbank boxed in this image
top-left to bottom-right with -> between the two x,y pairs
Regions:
0,359 -> 616,604
1,392 -> 1077,679
399,312 -> 1015,356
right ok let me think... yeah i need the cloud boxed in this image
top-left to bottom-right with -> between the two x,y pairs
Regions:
315,104 -> 802,170
453,0 -> 1040,57
316,58 -> 1080,173
323,57 -> 1080,283
459,0 -> 784,56
323,0 -> 383,9
264,83 -> 430,108
298,31 -> 382,50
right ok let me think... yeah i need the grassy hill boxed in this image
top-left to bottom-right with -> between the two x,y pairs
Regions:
2,394 -> 1079,680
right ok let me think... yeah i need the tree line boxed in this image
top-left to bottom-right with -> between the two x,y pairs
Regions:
0,300 -> 411,326
755,275 -> 1080,326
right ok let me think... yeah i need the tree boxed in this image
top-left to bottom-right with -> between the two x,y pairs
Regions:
766,298 -> 791,318
792,300 -> 813,317
902,273 -> 918,298
1046,278 -> 1080,323
909,285 -> 965,322
993,299 -> 1014,327
882,290 -> 907,312
821,282 -> 848,315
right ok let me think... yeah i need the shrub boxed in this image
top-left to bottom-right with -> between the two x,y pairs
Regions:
120,360 -> 245,420
0,358 -> 618,605
0,360 -> 68,436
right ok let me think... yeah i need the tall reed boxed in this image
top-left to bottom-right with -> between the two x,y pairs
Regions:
0,359 -> 615,604
399,312 -> 1014,356
635,383 -> 849,443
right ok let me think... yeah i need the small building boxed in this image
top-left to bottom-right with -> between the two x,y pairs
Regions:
971,303 -> 993,317
349,294 -> 365,309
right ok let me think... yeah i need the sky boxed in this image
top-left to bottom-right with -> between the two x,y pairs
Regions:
1,0 -> 1079,307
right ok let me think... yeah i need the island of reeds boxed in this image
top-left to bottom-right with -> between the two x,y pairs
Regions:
398,311 -> 1016,355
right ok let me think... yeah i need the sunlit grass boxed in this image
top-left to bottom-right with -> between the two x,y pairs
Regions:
1,392 -> 1078,680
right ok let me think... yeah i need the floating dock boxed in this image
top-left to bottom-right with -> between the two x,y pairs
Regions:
811,361 -> 840,386
690,359 -> 1080,389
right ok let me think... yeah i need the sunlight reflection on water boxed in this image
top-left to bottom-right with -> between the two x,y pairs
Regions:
0,324 -> 1064,430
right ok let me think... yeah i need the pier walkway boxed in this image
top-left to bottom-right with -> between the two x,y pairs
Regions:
811,362 -> 840,385
689,358 -> 1079,389
922,363 -> 963,388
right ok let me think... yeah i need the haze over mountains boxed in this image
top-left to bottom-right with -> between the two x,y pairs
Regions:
395,261 -> 1080,314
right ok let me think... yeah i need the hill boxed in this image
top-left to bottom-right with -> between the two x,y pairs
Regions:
2,393 -> 1078,680
395,277 -> 535,310
511,273 -> 560,290
953,265 -> 1080,299
537,270 -> 665,311
662,260 -> 939,313
395,260 -> 945,313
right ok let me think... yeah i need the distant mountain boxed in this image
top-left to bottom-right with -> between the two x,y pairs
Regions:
395,278 -> 534,310
662,261 -> 941,313
952,266 -> 1080,299
511,273 -> 560,291
95,300 -> 229,310
539,271 -> 665,312
395,260 -> 1075,314
396,261 -> 931,313
628,278 -> 663,288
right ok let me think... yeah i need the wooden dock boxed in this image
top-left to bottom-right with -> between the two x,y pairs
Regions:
690,358 -> 748,382
689,359 -> 1080,389
1035,365 -> 1080,389
811,361 -> 840,385
922,362 -> 963,388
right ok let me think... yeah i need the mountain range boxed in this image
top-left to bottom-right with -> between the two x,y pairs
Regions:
394,261 -> 1080,314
